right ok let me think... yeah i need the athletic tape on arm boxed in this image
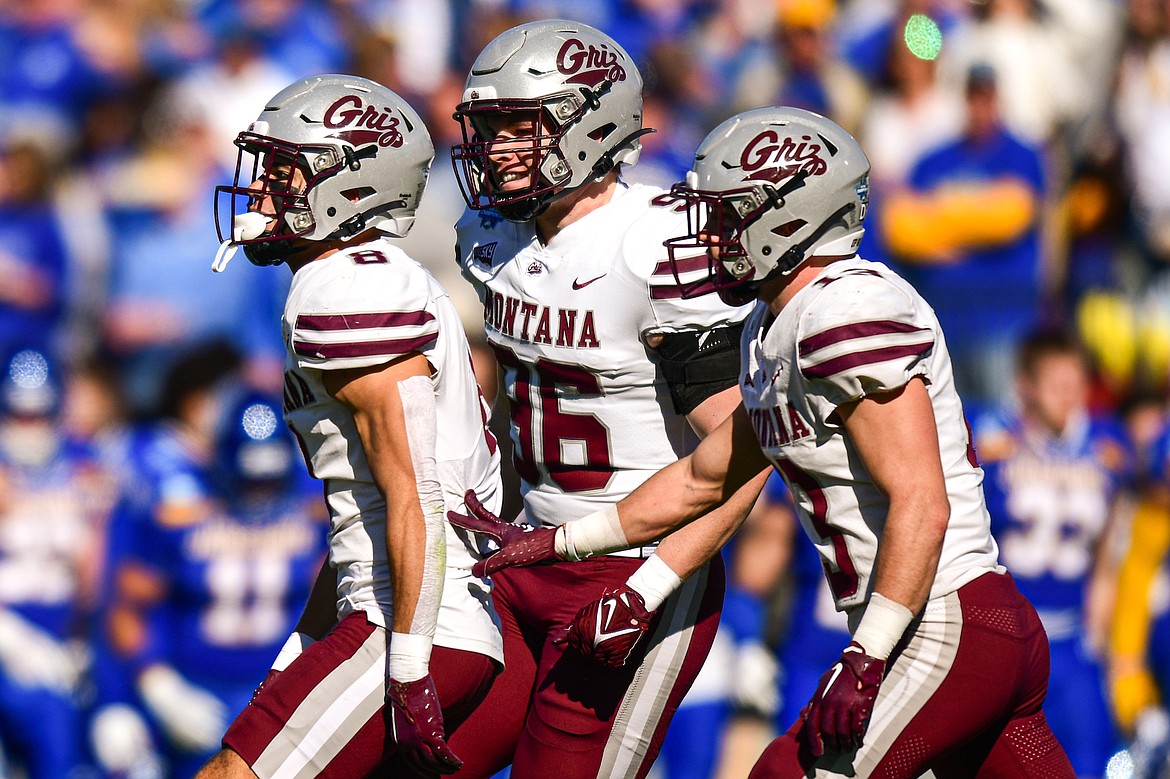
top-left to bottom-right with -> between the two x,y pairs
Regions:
554,504 -> 628,561
397,375 -> 446,639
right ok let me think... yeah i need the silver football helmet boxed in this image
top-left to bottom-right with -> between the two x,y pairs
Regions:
664,107 -> 870,306
451,19 -> 649,221
214,74 -> 434,269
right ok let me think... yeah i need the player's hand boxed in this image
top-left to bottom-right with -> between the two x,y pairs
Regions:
137,664 -> 228,753
387,674 -> 462,775
89,703 -> 165,777
1111,664 -> 1161,734
804,641 -> 886,756
731,641 -> 780,719
555,584 -> 654,669
0,609 -> 83,693
447,490 -> 559,577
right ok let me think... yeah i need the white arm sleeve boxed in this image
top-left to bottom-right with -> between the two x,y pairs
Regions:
397,374 -> 445,640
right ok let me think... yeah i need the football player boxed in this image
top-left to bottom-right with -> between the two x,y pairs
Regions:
90,340 -> 241,779
452,107 -> 1077,777
197,74 -> 505,779
447,18 -> 764,779
1111,414 -> 1170,777
976,328 -> 1127,775
0,346 -> 101,779
106,389 -> 328,777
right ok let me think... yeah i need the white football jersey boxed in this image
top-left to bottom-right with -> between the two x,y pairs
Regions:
457,182 -> 750,530
282,237 -> 503,662
738,257 -> 1002,613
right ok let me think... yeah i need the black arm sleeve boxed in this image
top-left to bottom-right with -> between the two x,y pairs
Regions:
652,321 -> 744,415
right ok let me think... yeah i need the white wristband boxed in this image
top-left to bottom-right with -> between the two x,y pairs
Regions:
554,505 -> 628,561
852,593 -> 915,660
625,553 -> 684,612
388,632 -> 433,683
272,632 -> 316,672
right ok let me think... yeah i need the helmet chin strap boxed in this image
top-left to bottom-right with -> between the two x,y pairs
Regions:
760,201 -> 856,283
212,212 -> 273,272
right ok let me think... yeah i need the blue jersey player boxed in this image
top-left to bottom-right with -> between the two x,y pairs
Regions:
107,386 -> 327,777
1110,413 -> 1170,778
977,328 -> 1127,776
0,347 -> 106,779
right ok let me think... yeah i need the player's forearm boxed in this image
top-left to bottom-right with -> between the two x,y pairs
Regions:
559,417 -> 767,559
616,457 -> 725,543
651,467 -> 770,580
385,374 -> 449,681
385,502 -> 433,635
868,495 -> 949,616
1111,497 -> 1168,657
551,461 -> 722,563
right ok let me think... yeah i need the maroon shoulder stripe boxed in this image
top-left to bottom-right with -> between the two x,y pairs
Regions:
802,341 -> 932,379
799,320 -> 928,356
296,310 -> 434,332
293,333 -> 436,359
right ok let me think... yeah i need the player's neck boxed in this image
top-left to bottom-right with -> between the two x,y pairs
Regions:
533,172 -> 620,244
764,256 -> 835,315
285,229 -> 380,273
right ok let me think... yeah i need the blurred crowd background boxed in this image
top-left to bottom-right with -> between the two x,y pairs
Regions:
3,0 -> 1170,777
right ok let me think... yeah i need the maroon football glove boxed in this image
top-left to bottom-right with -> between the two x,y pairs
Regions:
804,641 -> 886,756
386,675 -> 462,775
447,490 -> 559,577
554,584 -> 654,669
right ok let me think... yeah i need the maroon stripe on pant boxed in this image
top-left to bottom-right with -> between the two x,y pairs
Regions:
631,554 -> 725,779
748,572 -> 1075,779
224,612 -> 377,768
450,555 -> 725,779
224,612 -> 500,779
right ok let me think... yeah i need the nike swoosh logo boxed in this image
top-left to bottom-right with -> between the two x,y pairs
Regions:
572,274 -> 607,290
595,598 -> 641,643
822,662 -> 844,696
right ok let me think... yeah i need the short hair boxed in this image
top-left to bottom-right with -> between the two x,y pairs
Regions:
1015,326 -> 1088,377
157,339 -> 242,420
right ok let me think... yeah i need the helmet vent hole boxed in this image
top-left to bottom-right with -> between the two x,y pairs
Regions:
772,219 -> 807,238
589,122 -> 617,142
327,207 -> 337,217
340,188 -> 376,203
818,133 -> 839,156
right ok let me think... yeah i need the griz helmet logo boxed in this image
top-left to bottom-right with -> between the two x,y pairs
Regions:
556,38 -> 627,88
740,131 -> 829,184
322,95 -> 404,148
